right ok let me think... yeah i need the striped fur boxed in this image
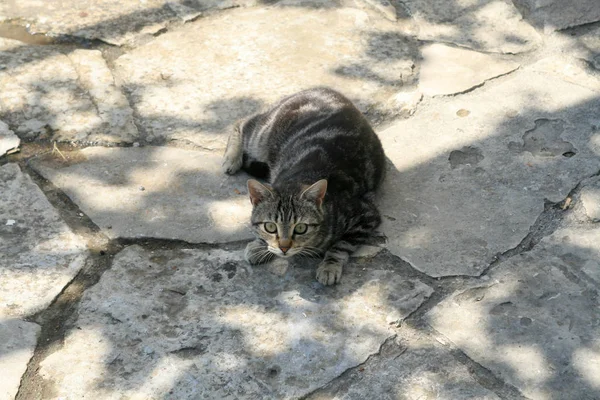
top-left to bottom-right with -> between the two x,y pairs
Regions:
223,88 -> 385,285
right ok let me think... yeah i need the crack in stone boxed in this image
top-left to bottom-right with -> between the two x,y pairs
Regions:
13,151 -> 597,399
480,168 -> 600,277
437,66 -> 521,97
300,335 -> 402,400
426,328 -> 530,400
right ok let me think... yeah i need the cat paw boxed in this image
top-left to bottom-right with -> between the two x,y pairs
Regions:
316,262 -> 343,286
222,153 -> 243,175
245,239 -> 270,265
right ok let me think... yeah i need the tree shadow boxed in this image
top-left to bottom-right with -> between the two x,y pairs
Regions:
2,0 -> 600,399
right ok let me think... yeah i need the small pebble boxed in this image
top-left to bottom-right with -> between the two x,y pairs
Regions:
456,109 -> 470,117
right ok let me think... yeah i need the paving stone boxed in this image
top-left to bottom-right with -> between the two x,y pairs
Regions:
0,39 -> 137,144
0,0 -> 253,46
39,246 -> 433,398
308,332 -> 501,400
0,318 -> 40,400
530,55 -> 600,93
427,223 -> 600,399
29,146 -> 254,243
551,25 -> 600,71
67,49 -> 138,142
575,26 -> 600,70
0,119 -> 19,157
0,163 -> 88,318
402,0 -> 541,53
360,0 -> 397,21
385,90 -> 423,118
513,0 -> 600,32
114,6 -> 418,149
418,43 -> 520,96
580,176 -> 600,221
377,69 -> 600,277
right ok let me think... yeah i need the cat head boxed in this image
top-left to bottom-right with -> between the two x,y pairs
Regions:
247,179 -> 327,258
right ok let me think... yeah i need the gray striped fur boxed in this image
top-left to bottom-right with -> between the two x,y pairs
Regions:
223,88 -> 385,285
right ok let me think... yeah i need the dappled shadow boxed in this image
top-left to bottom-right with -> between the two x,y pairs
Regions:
425,235 -> 600,399
5,82 -> 599,398
2,0 -> 600,399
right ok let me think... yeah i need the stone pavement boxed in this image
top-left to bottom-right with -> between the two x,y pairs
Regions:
1,0 -> 599,399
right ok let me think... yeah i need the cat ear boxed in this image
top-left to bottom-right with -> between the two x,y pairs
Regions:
247,179 -> 274,206
300,179 -> 327,208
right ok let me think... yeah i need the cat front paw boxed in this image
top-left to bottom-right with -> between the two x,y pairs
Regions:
222,152 -> 243,175
245,239 -> 271,265
316,262 -> 343,286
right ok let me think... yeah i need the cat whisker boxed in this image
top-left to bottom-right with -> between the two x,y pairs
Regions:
257,249 -> 274,264
298,247 -> 322,259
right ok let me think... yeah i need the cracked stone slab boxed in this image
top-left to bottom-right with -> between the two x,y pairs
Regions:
0,39 -> 137,144
0,0 -> 253,46
513,0 -> 600,32
580,176 -> 600,221
427,223 -> 600,399
419,43 -> 520,96
0,119 -> 19,157
39,246 -> 432,398
308,332 -> 500,400
377,69 -> 600,277
114,6 -> 418,149
402,0 -> 541,53
0,163 -> 88,318
0,318 -> 40,400
67,49 -> 138,142
29,146 -> 254,243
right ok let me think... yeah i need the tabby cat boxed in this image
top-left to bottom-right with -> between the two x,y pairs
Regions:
222,88 -> 385,285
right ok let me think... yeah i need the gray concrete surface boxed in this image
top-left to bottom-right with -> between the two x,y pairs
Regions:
0,120 -> 19,157
427,221 -> 600,399
378,68 -> 600,277
0,164 -> 88,318
113,5 -> 418,148
29,146 -> 253,243
39,247 -> 432,399
0,319 -> 39,400
0,0 -> 599,399
0,39 -> 137,144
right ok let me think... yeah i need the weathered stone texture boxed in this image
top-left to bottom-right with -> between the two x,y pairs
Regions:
402,0 -> 541,53
0,0 -> 254,46
427,223 -> 600,399
0,163 -> 88,318
419,43 -> 520,96
40,247 -> 432,398
308,333 -> 501,400
29,147 -> 254,243
0,39 -> 137,144
114,6 -> 418,149
513,0 -> 600,32
531,55 -> 600,93
0,120 -> 19,157
378,69 -> 600,277
0,319 -> 40,400
580,176 -> 600,222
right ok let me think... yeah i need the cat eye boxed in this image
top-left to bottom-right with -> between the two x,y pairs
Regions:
294,223 -> 308,234
264,222 -> 277,233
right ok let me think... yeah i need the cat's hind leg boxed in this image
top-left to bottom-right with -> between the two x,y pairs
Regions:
222,121 -> 244,175
316,196 -> 382,285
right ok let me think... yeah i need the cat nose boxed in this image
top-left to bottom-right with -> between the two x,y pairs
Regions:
279,246 -> 290,254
